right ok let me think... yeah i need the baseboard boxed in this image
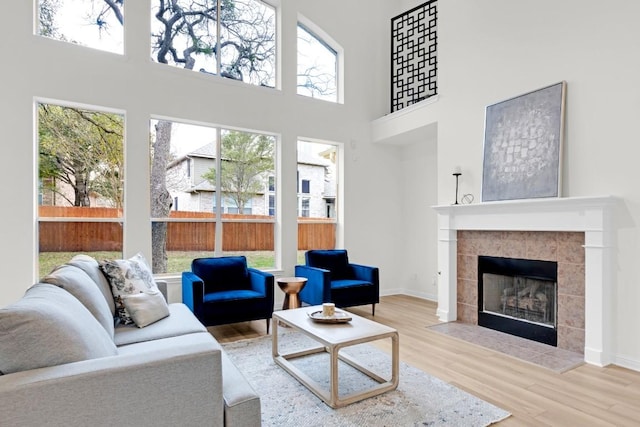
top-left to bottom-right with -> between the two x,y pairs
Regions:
380,289 -> 437,302
613,354 -> 640,372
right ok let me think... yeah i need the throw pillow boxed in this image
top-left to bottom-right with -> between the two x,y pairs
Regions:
0,283 -> 118,375
41,264 -> 115,338
122,291 -> 170,328
100,253 -> 169,325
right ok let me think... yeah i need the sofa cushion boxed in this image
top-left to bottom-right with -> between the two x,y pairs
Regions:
122,291 -> 170,328
114,303 -> 207,347
67,254 -> 116,316
306,250 -> 351,280
41,264 -> 115,338
192,256 -> 250,293
0,283 -> 118,374
100,253 -> 168,326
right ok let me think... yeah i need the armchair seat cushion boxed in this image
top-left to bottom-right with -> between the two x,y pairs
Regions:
331,279 -> 373,290
204,290 -> 264,303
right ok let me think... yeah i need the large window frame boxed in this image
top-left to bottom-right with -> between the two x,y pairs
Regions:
150,118 -> 278,275
36,99 -> 125,276
150,0 -> 278,89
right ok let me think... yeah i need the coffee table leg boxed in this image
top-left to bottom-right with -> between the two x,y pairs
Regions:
330,344 -> 339,407
272,317 -> 279,357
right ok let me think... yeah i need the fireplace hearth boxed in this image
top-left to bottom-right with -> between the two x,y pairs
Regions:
478,256 -> 557,346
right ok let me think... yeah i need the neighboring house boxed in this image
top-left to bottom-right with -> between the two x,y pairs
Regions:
166,143 -> 335,218
297,148 -> 336,218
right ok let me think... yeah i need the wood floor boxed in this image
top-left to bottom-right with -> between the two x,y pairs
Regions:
208,295 -> 640,426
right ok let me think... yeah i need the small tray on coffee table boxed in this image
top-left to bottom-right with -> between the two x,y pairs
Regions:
307,310 -> 352,323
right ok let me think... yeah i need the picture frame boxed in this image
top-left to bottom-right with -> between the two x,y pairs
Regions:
481,81 -> 567,202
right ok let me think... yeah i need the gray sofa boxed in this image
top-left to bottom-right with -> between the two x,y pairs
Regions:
0,255 -> 261,427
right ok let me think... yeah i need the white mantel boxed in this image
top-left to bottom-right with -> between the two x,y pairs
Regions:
433,196 -> 618,366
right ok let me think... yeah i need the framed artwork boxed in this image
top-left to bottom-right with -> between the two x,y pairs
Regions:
481,81 -> 567,202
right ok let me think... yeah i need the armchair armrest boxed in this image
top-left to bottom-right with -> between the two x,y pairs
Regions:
350,263 -> 379,285
295,265 -> 332,305
182,271 -> 205,315
248,268 -> 274,301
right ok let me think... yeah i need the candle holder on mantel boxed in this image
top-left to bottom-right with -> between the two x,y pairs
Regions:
452,169 -> 462,205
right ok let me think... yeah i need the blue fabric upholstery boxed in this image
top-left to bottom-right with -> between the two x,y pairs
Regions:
296,250 -> 379,315
192,256 -> 249,292
182,257 -> 274,332
305,250 -> 351,280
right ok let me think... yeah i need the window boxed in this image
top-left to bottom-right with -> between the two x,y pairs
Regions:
297,23 -> 338,102
296,140 -> 338,261
301,179 -> 310,194
151,120 -> 276,274
300,197 -> 310,217
151,0 -> 276,88
37,102 -> 124,276
37,0 -> 124,54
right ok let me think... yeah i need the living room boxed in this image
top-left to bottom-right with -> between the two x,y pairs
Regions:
1,0 -> 640,424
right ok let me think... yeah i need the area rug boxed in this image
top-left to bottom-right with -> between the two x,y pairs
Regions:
428,322 -> 584,373
221,332 -> 510,426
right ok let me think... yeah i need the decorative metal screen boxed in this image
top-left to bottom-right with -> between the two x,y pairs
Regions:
391,1 -> 438,113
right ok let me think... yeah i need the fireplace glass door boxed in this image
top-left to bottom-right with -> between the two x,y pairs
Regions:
482,273 -> 557,328
478,256 -> 558,346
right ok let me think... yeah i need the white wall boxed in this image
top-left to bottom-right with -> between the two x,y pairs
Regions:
434,0 -> 640,370
0,1 -> 404,305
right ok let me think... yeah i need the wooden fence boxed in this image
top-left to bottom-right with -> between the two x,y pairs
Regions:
39,207 -> 335,252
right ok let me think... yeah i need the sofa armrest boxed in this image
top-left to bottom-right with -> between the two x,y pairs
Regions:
295,265 -> 331,305
0,335 -> 224,427
182,271 -> 205,315
156,279 -> 168,300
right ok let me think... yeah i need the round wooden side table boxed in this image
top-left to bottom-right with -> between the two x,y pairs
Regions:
277,277 -> 308,310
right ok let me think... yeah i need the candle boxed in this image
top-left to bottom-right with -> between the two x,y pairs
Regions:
453,166 -> 462,175
322,303 -> 335,317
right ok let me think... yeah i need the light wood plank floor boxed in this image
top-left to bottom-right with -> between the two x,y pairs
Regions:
208,295 -> 640,426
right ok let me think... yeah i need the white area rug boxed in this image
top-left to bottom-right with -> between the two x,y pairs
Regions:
222,331 -> 510,426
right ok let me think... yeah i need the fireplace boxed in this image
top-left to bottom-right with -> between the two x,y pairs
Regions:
478,256 -> 557,346
433,196 -> 617,366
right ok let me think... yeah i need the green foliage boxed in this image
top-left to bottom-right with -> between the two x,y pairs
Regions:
38,104 -> 124,207
203,131 -> 274,212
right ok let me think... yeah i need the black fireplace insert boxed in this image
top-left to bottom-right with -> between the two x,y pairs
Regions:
478,256 -> 558,346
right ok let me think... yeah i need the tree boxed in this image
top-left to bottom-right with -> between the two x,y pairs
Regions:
150,121 -> 173,273
38,104 -> 124,208
202,131 -> 274,213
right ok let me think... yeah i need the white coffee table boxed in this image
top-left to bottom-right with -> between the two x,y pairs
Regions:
272,305 -> 399,408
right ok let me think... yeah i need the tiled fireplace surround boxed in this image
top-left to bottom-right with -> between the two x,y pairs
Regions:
433,196 -> 617,367
456,230 -> 585,353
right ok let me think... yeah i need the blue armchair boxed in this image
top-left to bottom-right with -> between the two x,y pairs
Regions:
295,250 -> 379,315
182,256 -> 275,333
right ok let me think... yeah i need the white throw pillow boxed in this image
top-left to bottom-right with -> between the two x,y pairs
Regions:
100,253 -> 169,326
122,291 -> 170,328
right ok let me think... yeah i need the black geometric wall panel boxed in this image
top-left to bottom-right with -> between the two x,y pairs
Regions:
391,0 -> 438,113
